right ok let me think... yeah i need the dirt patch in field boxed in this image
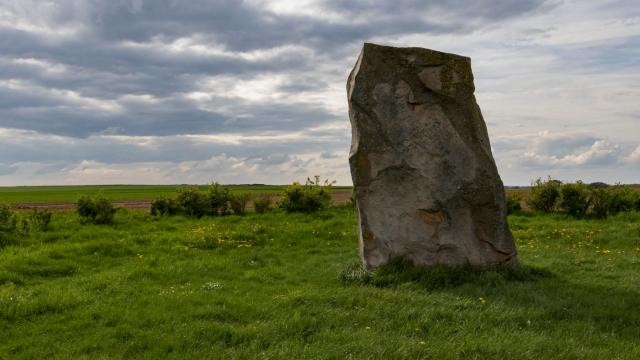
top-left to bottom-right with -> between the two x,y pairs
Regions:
12,192 -> 353,211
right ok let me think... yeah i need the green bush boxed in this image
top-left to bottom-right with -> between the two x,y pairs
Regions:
29,209 -> 52,231
0,204 -> 20,248
229,193 -> 252,215
558,181 -> 590,217
278,176 -> 333,213
588,182 -> 609,189
92,198 -> 116,224
150,197 -> 181,217
0,203 -> 18,233
253,196 -> 272,214
208,182 -> 231,216
589,187 -> 611,219
526,177 -> 560,213
76,196 -> 96,220
505,194 -> 522,215
76,195 -> 116,224
176,186 -> 209,218
607,185 -> 639,214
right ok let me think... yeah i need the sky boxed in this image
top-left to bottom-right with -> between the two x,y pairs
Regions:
0,0 -> 638,186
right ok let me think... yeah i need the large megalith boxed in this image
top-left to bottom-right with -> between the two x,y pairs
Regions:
347,43 -> 518,269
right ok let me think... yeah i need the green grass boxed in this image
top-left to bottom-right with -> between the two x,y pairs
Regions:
1,208 -> 639,359
0,185 -> 352,204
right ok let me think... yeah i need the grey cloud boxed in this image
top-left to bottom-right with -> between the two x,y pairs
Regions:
14,0 -> 637,186
0,0 -> 553,138
326,0 -> 552,24
1,90 -> 339,137
550,37 -> 640,73
491,137 -> 526,153
244,154 -> 292,166
320,151 -> 340,159
0,86 -> 61,109
33,162 -> 74,176
0,130 -> 349,165
533,134 -> 599,158
0,163 -> 18,176
497,132 -> 635,169
277,79 -> 330,94
0,33 -> 315,99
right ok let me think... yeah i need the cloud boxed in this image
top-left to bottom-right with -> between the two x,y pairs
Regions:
0,127 -> 351,185
0,0 -> 553,138
491,131 -> 640,184
495,131 -> 628,168
0,162 -> 18,176
1,154 -> 350,186
0,128 -> 348,164
626,145 -> 640,164
522,138 -> 622,168
0,0 -> 638,185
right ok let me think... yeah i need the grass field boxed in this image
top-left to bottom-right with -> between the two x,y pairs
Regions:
1,184 -> 634,206
1,204 -> 639,359
0,185 -> 353,204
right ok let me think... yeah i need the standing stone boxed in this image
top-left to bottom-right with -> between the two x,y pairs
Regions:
347,43 -> 518,268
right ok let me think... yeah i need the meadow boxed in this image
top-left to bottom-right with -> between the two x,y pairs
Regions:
1,198 -> 639,359
0,185 -> 353,205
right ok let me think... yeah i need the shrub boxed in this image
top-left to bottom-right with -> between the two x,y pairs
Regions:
76,195 -> 116,224
29,209 -> 52,231
176,186 -> 209,218
526,177 -> 560,213
505,194 -> 521,215
589,187 -> 611,219
150,197 -> 181,217
253,196 -> 272,214
229,193 -> 252,215
208,182 -> 231,216
607,185 -> 639,214
278,176 -> 333,213
558,181 -> 590,217
92,198 -> 117,225
588,182 -> 609,189
0,203 -> 18,233
77,196 -> 93,219
0,204 -> 20,248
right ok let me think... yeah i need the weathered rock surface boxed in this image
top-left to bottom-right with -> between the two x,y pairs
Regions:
347,43 -> 518,268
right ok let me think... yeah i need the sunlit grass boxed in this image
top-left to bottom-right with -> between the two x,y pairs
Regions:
1,208 -> 639,358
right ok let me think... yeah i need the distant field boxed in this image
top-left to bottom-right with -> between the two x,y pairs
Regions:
2,184 -> 635,207
0,185 -> 353,204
